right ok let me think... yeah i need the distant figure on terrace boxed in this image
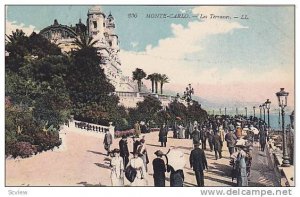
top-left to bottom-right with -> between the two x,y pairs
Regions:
134,121 -> 141,136
159,123 -> 168,147
200,126 -> 207,150
178,124 -> 185,139
103,129 -> 113,156
259,129 -> 267,152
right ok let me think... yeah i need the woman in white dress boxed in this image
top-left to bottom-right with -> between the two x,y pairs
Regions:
127,151 -> 147,186
110,149 -> 124,186
137,139 -> 149,172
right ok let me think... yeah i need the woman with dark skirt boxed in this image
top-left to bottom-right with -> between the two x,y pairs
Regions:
152,150 -> 166,187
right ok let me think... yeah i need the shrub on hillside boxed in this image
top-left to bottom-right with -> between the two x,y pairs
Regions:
9,142 -> 37,158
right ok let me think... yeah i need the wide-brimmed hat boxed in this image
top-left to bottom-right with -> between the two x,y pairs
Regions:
131,135 -> 139,139
154,150 -> 164,156
112,148 -> 120,154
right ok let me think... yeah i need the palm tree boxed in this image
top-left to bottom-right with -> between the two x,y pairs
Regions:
152,73 -> 161,94
158,74 -> 169,94
146,74 -> 155,93
72,34 -> 98,50
6,29 -> 26,45
132,68 -> 147,92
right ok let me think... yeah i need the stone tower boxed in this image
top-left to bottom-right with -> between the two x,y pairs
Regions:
87,6 -> 106,42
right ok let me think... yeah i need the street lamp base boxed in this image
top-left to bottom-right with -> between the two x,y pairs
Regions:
281,159 -> 291,167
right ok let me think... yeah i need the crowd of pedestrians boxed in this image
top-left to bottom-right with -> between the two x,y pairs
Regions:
104,115 -> 269,187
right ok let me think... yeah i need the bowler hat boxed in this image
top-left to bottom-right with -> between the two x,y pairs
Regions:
154,150 -> 164,156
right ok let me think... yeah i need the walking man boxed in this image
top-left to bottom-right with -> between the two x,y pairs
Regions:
225,130 -> 237,155
189,143 -> 208,186
259,129 -> 267,152
119,136 -> 129,167
159,123 -> 168,147
213,132 -> 223,160
103,129 -> 113,156
200,126 -> 207,150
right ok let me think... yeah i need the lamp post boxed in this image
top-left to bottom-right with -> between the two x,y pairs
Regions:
253,106 -> 256,118
225,107 -> 227,116
262,103 -> 266,123
236,108 -> 238,116
276,88 -> 290,167
259,105 -> 262,120
265,99 -> 271,128
245,107 -> 247,118
219,108 -> 222,115
183,83 -> 194,105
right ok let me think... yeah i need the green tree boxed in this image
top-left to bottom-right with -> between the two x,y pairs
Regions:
146,74 -> 155,93
158,74 -> 169,94
187,100 -> 208,125
132,68 -> 146,92
67,46 -> 116,123
72,34 -> 98,50
152,73 -> 161,94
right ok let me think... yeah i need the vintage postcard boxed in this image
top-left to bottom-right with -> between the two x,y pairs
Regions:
5,4 -> 295,191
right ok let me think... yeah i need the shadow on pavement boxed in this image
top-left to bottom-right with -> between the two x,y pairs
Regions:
170,145 -> 192,150
87,150 -> 107,156
204,175 -> 235,186
147,143 -> 163,148
94,163 -> 110,169
77,181 -> 106,186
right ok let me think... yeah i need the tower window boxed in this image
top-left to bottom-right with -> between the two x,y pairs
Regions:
93,21 -> 97,29
103,23 -> 105,27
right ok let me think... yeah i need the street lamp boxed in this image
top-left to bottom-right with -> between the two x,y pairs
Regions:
276,88 -> 290,167
245,107 -> 247,118
236,107 -> 238,116
183,83 -> 194,104
265,99 -> 271,128
225,107 -> 227,116
219,108 -> 222,115
259,105 -> 262,120
253,106 -> 256,118
262,103 -> 266,123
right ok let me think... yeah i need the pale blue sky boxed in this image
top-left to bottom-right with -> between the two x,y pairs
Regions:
6,5 -> 295,108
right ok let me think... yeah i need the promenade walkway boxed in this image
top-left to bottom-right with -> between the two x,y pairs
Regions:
6,127 -> 278,186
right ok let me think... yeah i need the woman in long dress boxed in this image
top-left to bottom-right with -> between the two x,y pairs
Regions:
127,151 -> 147,186
110,149 -> 124,186
236,149 -> 248,186
137,139 -> 149,172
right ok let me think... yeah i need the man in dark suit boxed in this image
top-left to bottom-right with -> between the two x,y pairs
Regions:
189,143 -> 208,186
213,132 -> 223,160
119,136 -> 129,167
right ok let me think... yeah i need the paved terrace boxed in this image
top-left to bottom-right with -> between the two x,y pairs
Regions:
6,126 -> 279,186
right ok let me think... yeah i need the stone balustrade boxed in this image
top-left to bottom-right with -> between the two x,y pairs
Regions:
267,135 -> 294,186
72,120 -> 115,139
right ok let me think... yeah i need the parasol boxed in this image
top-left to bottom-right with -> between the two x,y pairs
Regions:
165,149 -> 185,171
250,127 -> 259,135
